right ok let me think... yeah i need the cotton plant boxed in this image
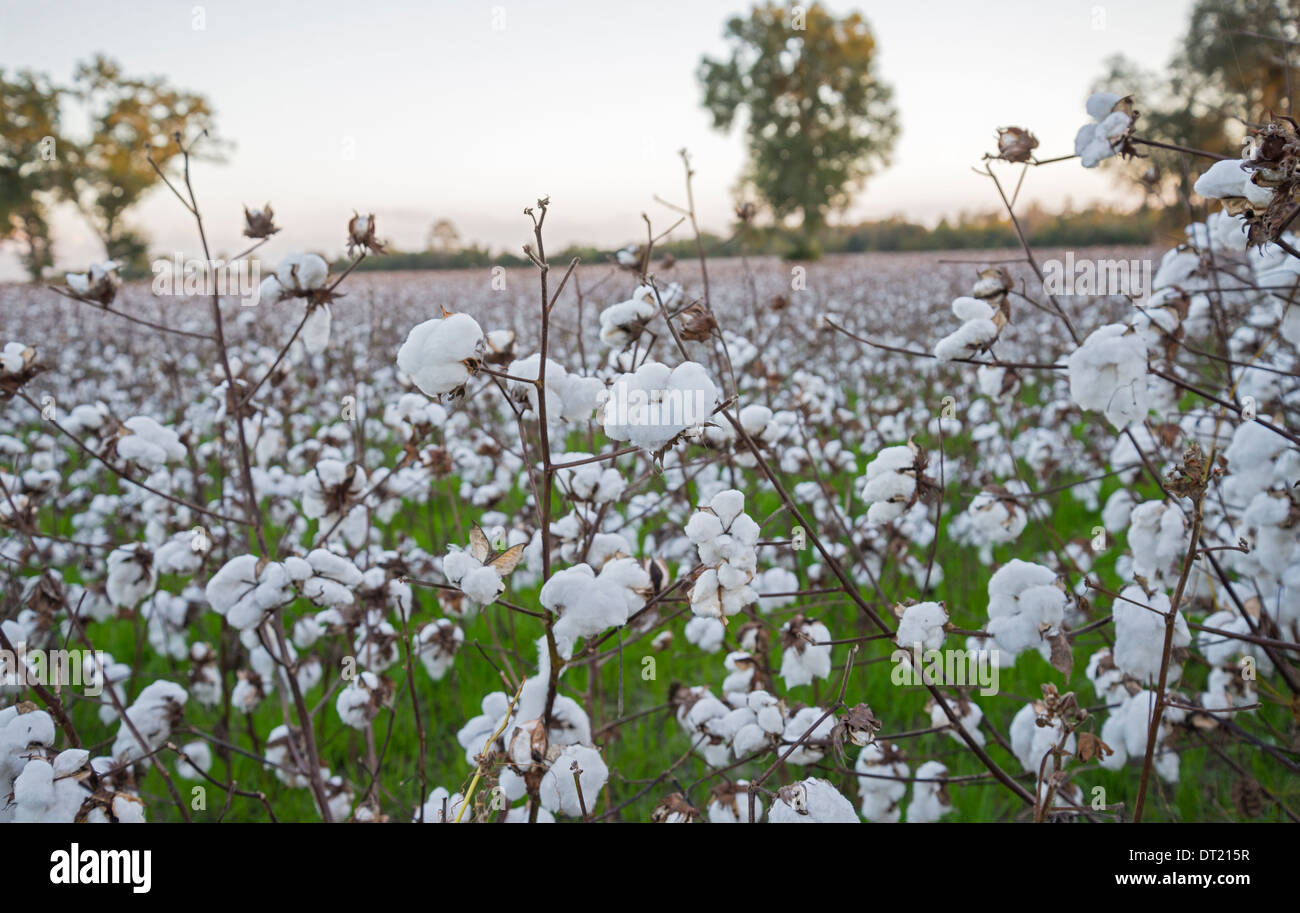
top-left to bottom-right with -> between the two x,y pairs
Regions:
396,310 -> 486,399
768,778 -> 859,823
984,559 -> 1067,659
600,359 -> 718,452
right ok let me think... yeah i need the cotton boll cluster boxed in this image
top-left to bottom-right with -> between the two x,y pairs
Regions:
336,671 -> 393,729
1098,690 -> 1186,783
105,543 -> 157,608
769,778 -> 859,823
933,296 -> 1003,361
928,694 -> 985,748
1067,323 -> 1149,429
110,680 -> 188,764
856,741 -> 909,822
895,600 -> 948,651
1073,92 -> 1136,168
506,354 -> 603,425
554,452 -> 627,504
289,549 -> 363,607
116,416 -> 186,470
953,486 -> 1029,562
1009,700 -> 1076,778
685,489 -> 759,621
1112,585 -> 1190,684
859,441 -> 924,525
601,359 -> 718,451
779,614 -> 832,688
905,761 -> 952,822
396,312 -> 486,399
599,284 -> 662,348
985,559 -> 1066,659
204,554 -> 295,630
539,559 -> 650,656
413,619 -> 464,680
1126,501 -> 1189,588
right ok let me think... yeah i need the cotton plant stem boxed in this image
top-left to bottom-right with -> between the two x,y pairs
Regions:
1132,492 -> 1206,823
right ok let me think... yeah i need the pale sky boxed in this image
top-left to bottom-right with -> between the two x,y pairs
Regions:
0,0 -> 1192,277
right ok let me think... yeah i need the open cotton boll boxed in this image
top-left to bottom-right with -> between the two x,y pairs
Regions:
1067,323 -> 1149,429
1127,501 -> 1188,587
986,560 -> 1066,657
541,561 -> 649,654
1193,158 -> 1272,205
599,285 -> 659,347
117,416 -> 187,469
779,616 -> 832,688
933,298 -> 999,361
204,554 -> 295,630
1099,690 -> 1185,782
1074,94 -> 1134,168
506,354 -> 603,424
300,548 -> 364,607
601,359 -> 718,451
755,566 -> 799,612
111,680 -> 187,763
769,778 -> 858,823
1113,585 -> 1190,683
781,706 -> 834,765
175,741 -> 212,780
274,252 -> 329,291
396,312 -> 486,398
856,742 -> 909,822
860,443 -> 920,525
105,544 -> 157,608
684,615 -> 725,652
930,696 -> 985,747
707,781 -> 763,823
895,601 -> 948,651
1009,702 -> 1075,775
538,744 -> 608,817
336,670 -> 389,729
416,786 -> 468,823
905,761 -> 952,822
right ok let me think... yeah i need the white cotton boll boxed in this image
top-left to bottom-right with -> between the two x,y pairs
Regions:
769,778 -> 858,823
117,416 -> 187,469
111,680 -> 187,763
538,744 -> 608,817
257,274 -> 285,305
986,560 -> 1065,657
300,548 -> 364,607
707,783 -> 763,823
601,359 -> 718,451
274,252 -> 328,291
1067,323 -> 1149,429
951,296 -> 994,322
905,761 -> 952,822
506,354 -> 603,424
896,601 -> 948,651
755,566 -> 799,612
934,317 -> 998,361
1193,159 -> 1250,200
599,286 -> 659,348
779,618 -> 832,688
684,615 -> 725,652
931,698 -> 985,748
301,304 -> 332,354
175,741 -> 212,780
336,671 -> 387,729
781,706 -> 833,765
710,489 -> 746,528
204,554 -> 295,630
856,742 -> 909,823
1127,501 -> 1188,587
1085,92 -> 1121,121
396,312 -> 486,398
1009,702 -> 1075,775
738,403 -> 773,437
859,444 -> 919,525
684,510 -> 724,543
417,787 -> 468,823
1113,585 -> 1190,683
105,544 -> 157,608
1102,488 -> 1136,534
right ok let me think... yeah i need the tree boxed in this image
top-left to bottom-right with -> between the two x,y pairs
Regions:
64,56 -> 226,273
698,2 -> 899,253
0,69 -> 65,280
426,218 -> 461,253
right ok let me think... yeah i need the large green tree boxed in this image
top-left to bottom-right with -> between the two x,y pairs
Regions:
0,69 -> 66,280
698,2 -> 899,250
0,56 -> 223,279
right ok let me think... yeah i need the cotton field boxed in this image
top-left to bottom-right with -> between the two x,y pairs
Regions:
3,113 -> 1300,826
